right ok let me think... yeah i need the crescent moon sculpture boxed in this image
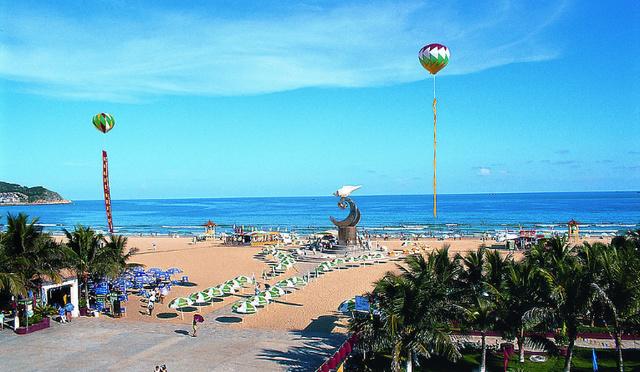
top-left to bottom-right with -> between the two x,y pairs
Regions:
330,197 -> 361,228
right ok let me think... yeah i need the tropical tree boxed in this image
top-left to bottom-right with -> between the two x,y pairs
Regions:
63,225 -> 107,307
1,213 -> 66,293
456,294 -> 498,372
64,226 -> 140,307
0,237 -> 25,295
351,252 -> 460,372
589,243 -> 640,372
103,234 -> 140,274
526,246 -> 592,372
500,259 -> 546,363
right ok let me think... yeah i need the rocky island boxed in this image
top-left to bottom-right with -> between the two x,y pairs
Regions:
0,181 -> 71,205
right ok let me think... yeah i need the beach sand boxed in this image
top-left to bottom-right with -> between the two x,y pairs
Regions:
75,236 -> 610,332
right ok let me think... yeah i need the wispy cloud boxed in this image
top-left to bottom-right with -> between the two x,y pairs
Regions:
0,1 -> 568,101
477,167 -> 492,176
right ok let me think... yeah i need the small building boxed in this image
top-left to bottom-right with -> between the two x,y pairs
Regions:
40,277 -> 80,317
568,219 -> 580,242
203,220 -> 217,240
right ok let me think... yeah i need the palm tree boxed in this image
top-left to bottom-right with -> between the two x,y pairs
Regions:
103,234 -> 140,274
64,227 -> 140,307
350,252 -> 460,372
0,239 -> 25,296
63,225 -> 107,307
456,294 -> 498,372
485,249 -> 509,292
458,246 -> 487,296
1,213 -> 65,293
526,250 -> 592,372
500,259 -> 545,363
590,243 -> 640,372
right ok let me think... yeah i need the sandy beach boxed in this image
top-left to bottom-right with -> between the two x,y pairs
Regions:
86,236 -> 610,332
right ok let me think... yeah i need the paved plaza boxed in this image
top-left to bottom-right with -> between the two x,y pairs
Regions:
0,317 -> 343,371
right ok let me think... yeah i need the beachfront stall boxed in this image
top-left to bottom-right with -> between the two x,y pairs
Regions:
41,277 -> 80,318
224,226 -> 288,246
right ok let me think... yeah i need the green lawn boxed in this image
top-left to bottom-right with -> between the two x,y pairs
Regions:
348,348 -> 640,371
419,348 -> 640,371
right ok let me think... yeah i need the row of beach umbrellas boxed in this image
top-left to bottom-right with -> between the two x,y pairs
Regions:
232,275 -> 309,314
262,247 -> 297,275
169,275 -> 255,318
313,252 -> 386,276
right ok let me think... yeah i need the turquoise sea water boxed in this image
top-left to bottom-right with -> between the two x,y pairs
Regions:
0,192 -> 638,237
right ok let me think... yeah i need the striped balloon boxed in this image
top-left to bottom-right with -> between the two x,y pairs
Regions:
418,43 -> 450,75
93,113 -> 115,134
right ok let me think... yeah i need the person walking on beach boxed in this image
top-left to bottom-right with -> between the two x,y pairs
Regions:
192,317 -> 198,337
147,292 -> 156,316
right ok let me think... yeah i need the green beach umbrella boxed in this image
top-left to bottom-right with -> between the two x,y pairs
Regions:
267,286 -> 285,298
249,294 -> 269,307
204,286 -> 224,297
168,297 -> 194,320
189,292 -> 212,304
275,279 -> 296,289
169,297 -> 193,309
225,279 -> 242,289
261,291 -> 273,302
235,275 -> 253,285
218,283 -> 236,294
232,301 -> 257,314
273,263 -> 288,272
288,276 -> 307,286
346,256 -> 360,265
332,258 -> 346,265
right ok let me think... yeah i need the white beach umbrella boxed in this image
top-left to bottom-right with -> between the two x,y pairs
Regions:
275,279 -> 296,289
267,286 -> 285,298
288,276 -> 307,286
232,301 -> 257,314
225,279 -> 242,289
204,286 -> 224,297
235,275 -> 253,285
249,294 -> 269,307
272,263 -> 288,273
218,283 -> 236,294
168,297 -> 194,320
189,292 -> 212,305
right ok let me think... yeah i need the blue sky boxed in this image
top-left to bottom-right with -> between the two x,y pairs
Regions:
0,0 -> 638,200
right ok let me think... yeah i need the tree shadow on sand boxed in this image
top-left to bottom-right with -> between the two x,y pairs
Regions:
257,329 -> 344,371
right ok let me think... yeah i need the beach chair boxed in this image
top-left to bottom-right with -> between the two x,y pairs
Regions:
181,275 -> 189,283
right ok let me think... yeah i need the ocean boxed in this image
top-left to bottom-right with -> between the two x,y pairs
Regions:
0,192 -> 638,237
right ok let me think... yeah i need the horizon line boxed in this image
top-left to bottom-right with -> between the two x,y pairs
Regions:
60,189 -> 639,202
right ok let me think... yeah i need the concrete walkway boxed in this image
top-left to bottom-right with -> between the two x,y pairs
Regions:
0,317 -> 343,371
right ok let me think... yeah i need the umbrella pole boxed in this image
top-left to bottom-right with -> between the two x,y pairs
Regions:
180,309 -> 184,320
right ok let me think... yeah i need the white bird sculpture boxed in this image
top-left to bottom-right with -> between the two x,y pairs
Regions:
334,185 -> 361,198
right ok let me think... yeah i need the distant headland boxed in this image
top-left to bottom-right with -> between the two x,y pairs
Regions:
0,181 -> 71,205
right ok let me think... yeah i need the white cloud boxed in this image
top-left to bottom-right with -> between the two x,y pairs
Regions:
478,167 -> 492,176
0,1 -> 568,101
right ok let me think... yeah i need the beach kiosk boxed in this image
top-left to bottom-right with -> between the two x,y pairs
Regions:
41,276 -> 80,318
567,219 -> 580,242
